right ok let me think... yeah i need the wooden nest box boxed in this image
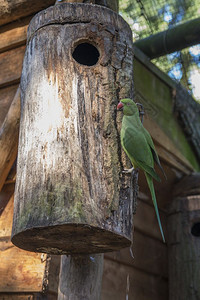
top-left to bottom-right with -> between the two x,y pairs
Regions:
11,3 -> 135,255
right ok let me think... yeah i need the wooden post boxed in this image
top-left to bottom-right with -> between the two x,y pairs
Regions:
168,173 -> 200,300
58,254 -> 103,300
11,3 -> 135,255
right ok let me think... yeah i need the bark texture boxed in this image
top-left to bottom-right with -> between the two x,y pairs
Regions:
58,254 -> 103,299
168,173 -> 200,300
12,3 -> 135,254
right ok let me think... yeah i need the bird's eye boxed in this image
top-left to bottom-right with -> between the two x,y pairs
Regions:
127,103 -> 130,106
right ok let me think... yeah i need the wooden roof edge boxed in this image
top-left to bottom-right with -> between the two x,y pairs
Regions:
134,46 -> 200,165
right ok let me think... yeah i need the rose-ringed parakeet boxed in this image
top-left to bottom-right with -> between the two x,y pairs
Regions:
117,98 -> 166,242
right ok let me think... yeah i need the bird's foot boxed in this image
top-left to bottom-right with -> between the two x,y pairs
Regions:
122,167 -> 134,175
136,102 -> 145,123
122,168 -> 139,178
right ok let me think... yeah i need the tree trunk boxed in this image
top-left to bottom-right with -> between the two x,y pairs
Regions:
11,3 -> 135,255
58,254 -> 103,300
134,17 -> 200,59
168,173 -> 200,300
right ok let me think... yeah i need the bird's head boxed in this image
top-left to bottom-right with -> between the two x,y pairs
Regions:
117,98 -> 139,116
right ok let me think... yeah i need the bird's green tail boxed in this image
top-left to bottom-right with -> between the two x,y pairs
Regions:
145,172 -> 165,242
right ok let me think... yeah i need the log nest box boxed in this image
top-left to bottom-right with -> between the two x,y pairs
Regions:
11,3 -> 135,255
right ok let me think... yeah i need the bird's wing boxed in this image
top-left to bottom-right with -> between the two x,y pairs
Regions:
142,127 -> 167,179
121,117 -> 161,182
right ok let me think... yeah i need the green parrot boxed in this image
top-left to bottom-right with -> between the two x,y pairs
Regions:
117,98 -> 166,242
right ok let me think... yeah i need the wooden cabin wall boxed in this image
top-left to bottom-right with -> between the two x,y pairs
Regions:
102,190 -> 168,300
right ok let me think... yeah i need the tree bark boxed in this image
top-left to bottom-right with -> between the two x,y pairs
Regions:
168,173 -> 200,300
55,0 -> 118,12
134,17 -> 200,59
11,3 -> 135,255
58,254 -> 103,300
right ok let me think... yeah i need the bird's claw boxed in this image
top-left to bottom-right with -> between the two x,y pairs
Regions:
122,167 -> 134,175
136,102 -> 145,123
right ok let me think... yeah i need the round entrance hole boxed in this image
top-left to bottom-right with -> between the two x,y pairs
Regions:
191,223 -> 200,237
72,42 -> 100,66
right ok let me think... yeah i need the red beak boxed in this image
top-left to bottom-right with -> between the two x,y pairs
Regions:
117,102 -> 123,110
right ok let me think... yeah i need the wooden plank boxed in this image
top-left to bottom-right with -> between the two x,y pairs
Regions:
0,203 -> 45,293
105,230 -> 168,277
102,259 -> 168,300
0,88 -> 20,192
0,46 -> 25,87
0,17 -> 30,53
0,294 -> 34,299
0,194 -> 14,236
0,0 -> 55,26
0,195 -> 60,296
0,85 -> 18,128
0,246 -> 46,292
134,198 -> 167,241
0,195 -> 47,293
0,182 -> 15,217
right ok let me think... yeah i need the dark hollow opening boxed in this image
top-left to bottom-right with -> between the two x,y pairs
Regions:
72,42 -> 100,66
191,223 -> 200,237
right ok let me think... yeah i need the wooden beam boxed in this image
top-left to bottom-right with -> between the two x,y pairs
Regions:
0,46 -> 25,88
0,0 -> 55,26
0,88 -> 20,192
0,85 -> 18,127
134,17 -> 200,59
0,183 -> 15,218
0,17 -> 30,53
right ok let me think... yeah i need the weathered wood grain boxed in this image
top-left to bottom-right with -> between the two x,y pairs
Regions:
12,3 -> 135,254
102,259 -> 168,300
0,295 -> 34,299
0,46 -> 25,87
0,195 -> 60,296
0,0 -> 55,26
55,0 -> 118,12
0,195 -> 46,293
58,254 -> 104,300
0,246 -> 46,292
0,88 -> 20,192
